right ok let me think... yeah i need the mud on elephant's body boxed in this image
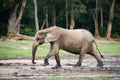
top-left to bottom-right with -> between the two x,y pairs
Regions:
32,26 -> 103,69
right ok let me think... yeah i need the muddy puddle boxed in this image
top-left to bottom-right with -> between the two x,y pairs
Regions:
0,54 -> 120,79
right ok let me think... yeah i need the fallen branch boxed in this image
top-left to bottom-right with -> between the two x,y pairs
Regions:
7,34 -> 33,40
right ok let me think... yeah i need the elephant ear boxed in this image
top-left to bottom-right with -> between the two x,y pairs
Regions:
44,31 -> 59,43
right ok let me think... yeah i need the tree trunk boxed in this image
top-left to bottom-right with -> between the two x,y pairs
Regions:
94,0 -> 100,38
93,15 -> 100,38
106,0 -> 115,40
33,0 -> 39,31
45,6 -> 49,28
100,6 -> 103,34
41,19 -> 46,29
41,6 -> 49,29
70,0 -> 75,29
65,0 -> 68,29
52,5 -> 56,26
7,0 -> 26,37
8,4 -> 18,36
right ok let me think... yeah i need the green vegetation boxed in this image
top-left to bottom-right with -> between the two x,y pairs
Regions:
98,43 -> 120,54
0,40 -> 32,59
0,40 -> 120,59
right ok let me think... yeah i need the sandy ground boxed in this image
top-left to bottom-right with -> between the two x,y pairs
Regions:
0,54 -> 120,79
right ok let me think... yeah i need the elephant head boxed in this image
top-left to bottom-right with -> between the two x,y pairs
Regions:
32,27 -> 60,64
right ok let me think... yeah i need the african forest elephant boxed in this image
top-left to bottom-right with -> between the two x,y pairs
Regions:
32,26 -> 103,69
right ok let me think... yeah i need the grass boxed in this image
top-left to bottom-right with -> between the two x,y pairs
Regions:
0,40 -> 32,59
98,43 -> 120,54
0,40 -> 120,59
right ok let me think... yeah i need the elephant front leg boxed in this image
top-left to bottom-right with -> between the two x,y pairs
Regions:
43,47 -> 53,66
52,53 -> 61,69
43,55 -> 50,66
43,42 -> 59,67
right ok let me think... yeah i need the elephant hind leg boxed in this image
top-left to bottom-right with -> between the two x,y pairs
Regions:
88,49 -> 103,67
74,52 -> 85,67
74,46 -> 88,67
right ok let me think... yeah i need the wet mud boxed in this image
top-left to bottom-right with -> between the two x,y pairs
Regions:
0,54 -> 120,79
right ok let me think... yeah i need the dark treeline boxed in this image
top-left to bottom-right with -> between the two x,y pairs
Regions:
0,0 -> 120,39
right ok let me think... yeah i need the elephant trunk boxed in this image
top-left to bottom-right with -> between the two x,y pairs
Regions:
32,40 -> 39,64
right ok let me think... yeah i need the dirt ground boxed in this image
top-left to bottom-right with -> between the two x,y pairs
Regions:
0,54 -> 120,80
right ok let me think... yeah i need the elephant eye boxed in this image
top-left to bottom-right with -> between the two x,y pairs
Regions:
36,35 -> 44,41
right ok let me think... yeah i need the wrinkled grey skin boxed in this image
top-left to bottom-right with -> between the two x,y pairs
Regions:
32,26 -> 103,69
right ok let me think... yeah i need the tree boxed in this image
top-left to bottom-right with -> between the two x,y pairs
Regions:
41,5 -> 49,29
52,4 -> 56,26
45,5 -> 49,28
33,0 -> 39,31
65,0 -> 68,29
70,0 -> 75,29
7,0 -> 26,37
99,0 -> 105,35
0,0 -> 15,36
93,0 -> 100,38
68,0 -> 86,29
106,0 -> 115,40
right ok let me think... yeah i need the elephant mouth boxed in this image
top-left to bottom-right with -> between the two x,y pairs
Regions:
39,43 -> 43,45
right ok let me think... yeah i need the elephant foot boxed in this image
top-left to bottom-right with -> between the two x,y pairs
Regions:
51,65 -> 61,69
32,61 -> 36,64
43,62 -> 49,66
97,63 -> 103,67
97,62 -> 103,67
73,64 -> 81,67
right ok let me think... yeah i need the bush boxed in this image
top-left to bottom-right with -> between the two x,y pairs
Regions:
112,33 -> 120,39
20,25 -> 36,36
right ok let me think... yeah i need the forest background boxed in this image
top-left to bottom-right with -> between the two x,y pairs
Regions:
0,0 -> 119,40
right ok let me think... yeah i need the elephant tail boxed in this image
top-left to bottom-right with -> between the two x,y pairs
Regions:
94,41 -> 104,58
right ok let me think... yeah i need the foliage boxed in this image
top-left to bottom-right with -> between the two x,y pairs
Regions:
0,0 -> 120,38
